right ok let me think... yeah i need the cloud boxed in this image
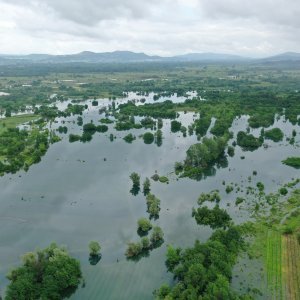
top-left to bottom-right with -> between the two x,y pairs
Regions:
0,0 -> 299,56
199,0 -> 300,28
0,0 -> 167,25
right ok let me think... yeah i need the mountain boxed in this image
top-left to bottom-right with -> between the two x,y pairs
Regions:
260,52 -> 300,62
0,51 -> 299,64
1,51 -> 162,63
171,52 -> 249,62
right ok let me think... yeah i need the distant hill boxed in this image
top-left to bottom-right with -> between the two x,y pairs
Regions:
260,52 -> 300,62
0,51 -> 299,64
171,52 -> 249,62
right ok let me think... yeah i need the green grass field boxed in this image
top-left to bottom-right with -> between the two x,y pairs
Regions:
0,114 -> 39,133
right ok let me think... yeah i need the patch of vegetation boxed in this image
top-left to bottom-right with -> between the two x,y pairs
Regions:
197,191 -> 221,205
0,128 -> 51,175
146,193 -> 161,219
192,205 -> 232,229
137,218 -> 152,233
123,133 -> 136,143
130,172 -> 140,195
5,243 -> 81,300
237,131 -> 263,151
143,132 -> 154,144
99,118 -> 114,124
155,226 -> 248,299
158,176 -> 169,183
179,136 -> 228,179
282,157 -> 300,169
143,177 -> 151,195
264,127 -> 284,142
171,120 -> 182,133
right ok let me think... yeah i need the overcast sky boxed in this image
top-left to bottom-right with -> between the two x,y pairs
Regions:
0,0 -> 299,57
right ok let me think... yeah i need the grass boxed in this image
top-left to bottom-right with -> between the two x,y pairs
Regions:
266,230 -> 283,299
282,157 -> 300,169
158,176 -> 169,183
282,234 -> 300,300
0,114 -> 39,133
252,189 -> 300,299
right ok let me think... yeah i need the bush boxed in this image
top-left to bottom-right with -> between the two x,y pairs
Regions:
264,128 -> 284,142
89,241 -> 101,256
150,226 -> 164,244
137,218 -> 152,233
143,132 -> 154,144
123,133 -> 136,143
279,187 -> 288,195
171,120 -> 182,133
159,176 -> 169,183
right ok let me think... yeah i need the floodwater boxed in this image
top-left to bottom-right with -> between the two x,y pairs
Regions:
0,94 -> 299,299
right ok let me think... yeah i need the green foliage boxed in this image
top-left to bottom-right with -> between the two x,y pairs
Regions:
194,116 -> 211,136
158,176 -> 169,183
0,128 -> 50,175
150,226 -> 164,244
181,136 -> 229,179
279,187 -> 288,195
57,126 -> 68,134
235,197 -> 245,206
198,191 -> 221,205
264,128 -> 284,142
140,117 -> 156,129
141,237 -> 150,250
226,185 -> 234,194
282,157 -> 300,168
155,129 -> 163,146
156,227 -> 246,299
256,182 -> 265,192
77,116 -> 83,126
96,125 -> 108,133
227,146 -> 235,157
123,133 -> 136,143
248,113 -> 274,128
237,131 -> 263,151
143,177 -> 151,195
89,241 -> 101,256
83,122 -> 97,133
137,218 -> 152,233
80,131 -> 93,143
69,134 -> 81,143
5,243 -> 81,300
192,205 -> 232,229
171,120 -> 182,133
157,118 -> 163,129
143,132 -> 154,144
146,193 -> 161,219
99,118 -> 113,124
125,242 -> 143,258
130,172 -> 140,195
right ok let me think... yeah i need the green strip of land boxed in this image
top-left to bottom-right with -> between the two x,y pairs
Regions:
0,114 -> 39,133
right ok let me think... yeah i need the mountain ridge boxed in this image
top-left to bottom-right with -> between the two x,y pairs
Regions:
0,51 -> 300,64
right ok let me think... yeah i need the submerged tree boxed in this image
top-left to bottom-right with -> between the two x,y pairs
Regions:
143,177 -> 151,195
130,172 -> 140,195
5,243 -> 82,300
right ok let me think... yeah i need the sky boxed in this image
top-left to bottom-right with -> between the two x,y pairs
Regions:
0,0 -> 299,57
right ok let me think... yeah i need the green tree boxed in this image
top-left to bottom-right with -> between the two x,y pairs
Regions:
5,243 -> 81,300
143,132 -> 154,144
150,226 -> 164,244
137,218 -> 152,233
89,241 -> 101,256
143,177 -> 151,195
